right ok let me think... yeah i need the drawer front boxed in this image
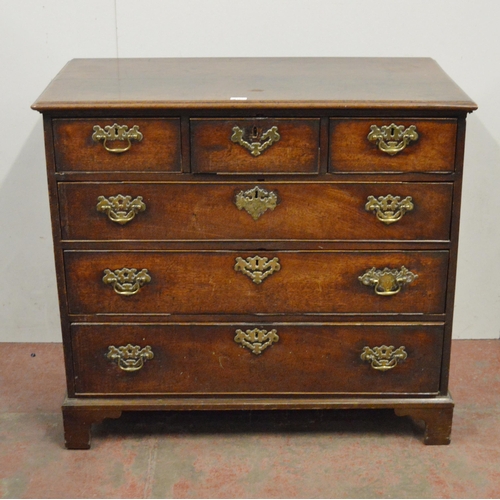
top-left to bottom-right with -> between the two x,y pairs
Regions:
330,118 -> 457,173
71,323 -> 444,396
59,182 -> 453,242
53,118 -> 182,172
191,118 -> 320,174
65,250 -> 448,315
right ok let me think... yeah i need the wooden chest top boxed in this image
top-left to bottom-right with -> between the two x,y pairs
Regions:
32,57 -> 476,111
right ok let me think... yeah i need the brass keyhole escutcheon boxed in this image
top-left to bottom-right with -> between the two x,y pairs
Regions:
234,186 -> 278,220
234,328 -> 279,355
234,255 -> 281,284
231,125 -> 281,157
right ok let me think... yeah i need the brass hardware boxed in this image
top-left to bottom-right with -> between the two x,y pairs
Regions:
231,125 -> 280,156
107,344 -> 154,372
365,195 -> 414,225
361,345 -> 407,371
234,328 -> 279,355
102,268 -> 151,296
234,255 -> 281,284
235,186 -> 278,220
96,194 -> 146,225
91,123 -> 143,153
358,266 -> 417,296
367,123 -> 418,156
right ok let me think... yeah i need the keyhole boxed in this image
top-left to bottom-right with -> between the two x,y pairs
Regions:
251,126 -> 259,140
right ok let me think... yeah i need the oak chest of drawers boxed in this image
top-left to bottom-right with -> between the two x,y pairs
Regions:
32,58 -> 476,448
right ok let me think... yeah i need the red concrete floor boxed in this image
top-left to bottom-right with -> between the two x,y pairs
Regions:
0,340 -> 499,498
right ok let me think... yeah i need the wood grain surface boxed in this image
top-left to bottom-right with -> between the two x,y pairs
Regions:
32,58 -> 476,111
190,118 -> 320,173
53,118 -> 182,172
64,250 -> 449,315
71,322 -> 444,396
59,181 -> 453,242
330,118 -> 457,173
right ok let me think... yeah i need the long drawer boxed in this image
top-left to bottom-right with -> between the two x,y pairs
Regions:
64,250 -> 449,315
330,118 -> 457,173
52,118 -> 182,172
71,322 -> 444,396
59,182 -> 453,241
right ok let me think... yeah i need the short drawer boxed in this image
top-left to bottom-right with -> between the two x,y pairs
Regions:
52,118 -> 182,172
330,118 -> 457,173
71,322 -> 444,396
59,182 -> 453,242
190,118 -> 320,174
64,250 -> 448,315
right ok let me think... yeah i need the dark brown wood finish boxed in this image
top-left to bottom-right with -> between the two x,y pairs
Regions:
190,118 -> 320,174
42,115 -> 78,397
439,116 -> 469,394
61,395 -> 454,449
394,406 -> 454,445
58,182 -> 453,242
71,323 -> 444,396
32,58 -> 476,112
329,119 -> 457,173
64,250 -> 449,315
53,118 -> 182,172
32,58 -> 476,448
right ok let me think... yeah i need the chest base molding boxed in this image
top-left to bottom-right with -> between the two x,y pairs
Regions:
62,394 -> 454,449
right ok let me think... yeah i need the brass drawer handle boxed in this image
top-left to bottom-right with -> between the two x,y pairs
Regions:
365,195 -> 414,225
234,328 -> 279,355
367,123 -> 418,156
102,267 -> 151,296
234,255 -> 281,284
361,345 -> 407,371
107,344 -> 154,372
231,125 -> 280,157
92,123 -> 143,153
359,266 -> 417,296
235,186 -> 278,220
96,194 -> 146,225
